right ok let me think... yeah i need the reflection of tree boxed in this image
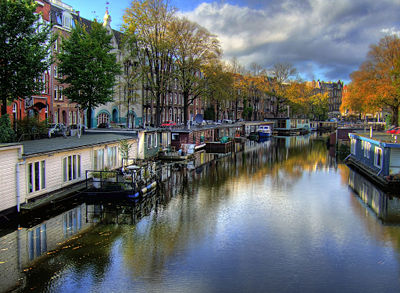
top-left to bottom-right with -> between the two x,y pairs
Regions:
121,137 -> 330,277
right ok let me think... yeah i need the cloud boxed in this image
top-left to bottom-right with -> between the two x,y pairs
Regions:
182,0 -> 400,83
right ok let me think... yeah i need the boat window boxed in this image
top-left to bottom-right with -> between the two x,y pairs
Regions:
374,148 -> 383,168
28,160 -> 46,193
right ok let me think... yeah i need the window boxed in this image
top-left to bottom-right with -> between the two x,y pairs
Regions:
63,155 -> 81,182
97,113 -> 109,126
54,87 -> 58,101
28,160 -> 45,193
93,149 -> 104,170
362,141 -> 371,159
58,86 -> 63,100
374,148 -> 383,168
147,133 -> 152,148
54,66 -> 57,77
28,224 -> 47,260
64,207 -> 82,237
351,138 -> 356,155
107,146 -> 118,168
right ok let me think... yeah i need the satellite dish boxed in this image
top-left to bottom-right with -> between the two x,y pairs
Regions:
194,114 -> 203,124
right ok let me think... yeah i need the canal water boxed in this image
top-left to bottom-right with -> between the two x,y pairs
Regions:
2,135 -> 400,292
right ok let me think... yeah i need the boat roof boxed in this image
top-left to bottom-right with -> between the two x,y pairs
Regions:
349,131 -> 400,147
21,133 -> 138,157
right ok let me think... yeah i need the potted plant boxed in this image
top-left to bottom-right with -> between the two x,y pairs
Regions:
90,171 -> 102,188
102,167 -> 117,182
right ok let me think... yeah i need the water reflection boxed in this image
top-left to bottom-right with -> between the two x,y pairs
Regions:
2,135 -> 400,292
348,167 -> 400,223
0,204 -> 92,292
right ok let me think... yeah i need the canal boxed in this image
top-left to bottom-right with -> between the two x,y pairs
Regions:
2,135 -> 400,292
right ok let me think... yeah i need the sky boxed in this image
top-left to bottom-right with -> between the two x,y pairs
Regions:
64,0 -> 400,83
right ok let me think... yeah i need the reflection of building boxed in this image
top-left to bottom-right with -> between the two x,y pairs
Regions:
0,204 -> 91,292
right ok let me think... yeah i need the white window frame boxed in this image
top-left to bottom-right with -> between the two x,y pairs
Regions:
93,149 -> 104,170
374,147 -> 383,168
28,160 -> 46,193
362,141 -> 371,159
147,133 -> 152,148
107,146 -> 118,168
63,155 -> 81,182
58,86 -> 63,100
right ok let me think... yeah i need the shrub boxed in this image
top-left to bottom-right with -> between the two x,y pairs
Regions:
0,114 -> 15,143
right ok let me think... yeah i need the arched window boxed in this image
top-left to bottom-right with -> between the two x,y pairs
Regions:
97,113 -> 109,126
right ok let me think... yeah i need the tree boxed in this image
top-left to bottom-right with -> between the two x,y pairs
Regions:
0,114 -> 15,142
169,17 -> 222,125
123,0 -> 176,127
348,35 -> 400,126
0,0 -> 52,115
268,63 -> 298,117
57,20 -> 121,128
203,61 -> 233,121
119,39 -> 141,128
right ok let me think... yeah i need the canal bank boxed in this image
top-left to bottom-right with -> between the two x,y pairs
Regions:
2,135 -> 400,292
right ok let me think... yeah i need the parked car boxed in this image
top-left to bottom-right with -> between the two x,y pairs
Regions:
222,119 -> 233,124
161,120 -> 177,127
386,126 -> 400,134
48,123 -> 67,138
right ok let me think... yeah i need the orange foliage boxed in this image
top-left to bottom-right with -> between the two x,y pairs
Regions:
347,35 -> 400,125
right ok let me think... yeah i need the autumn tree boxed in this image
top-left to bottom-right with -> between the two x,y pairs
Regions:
169,17 -> 221,125
57,21 -> 121,128
285,82 -> 329,120
203,61 -> 233,120
348,35 -> 400,126
123,0 -> 175,127
0,0 -> 52,115
268,63 -> 298,117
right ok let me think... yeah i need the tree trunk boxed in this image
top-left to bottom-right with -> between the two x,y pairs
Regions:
87,106 -> 92,129
183,92 -> 189,127
126,99 -> 130,128
392,104 -> 399,126
155,93 -> 160,127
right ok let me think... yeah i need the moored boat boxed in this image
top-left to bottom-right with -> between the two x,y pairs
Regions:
257,125 -> 272,138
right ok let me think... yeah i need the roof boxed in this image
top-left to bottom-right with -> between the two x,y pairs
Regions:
21,133 -> 137,157
349,132 -> 400,147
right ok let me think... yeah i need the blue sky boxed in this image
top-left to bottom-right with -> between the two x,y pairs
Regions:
63,0 -> 400,83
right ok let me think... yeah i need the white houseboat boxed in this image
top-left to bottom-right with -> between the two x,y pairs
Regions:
0,133 -> 138,215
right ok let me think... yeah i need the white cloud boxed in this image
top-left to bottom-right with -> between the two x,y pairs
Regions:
182,0 -> 400,82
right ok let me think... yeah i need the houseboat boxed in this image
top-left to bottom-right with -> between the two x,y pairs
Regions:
0,133 -> 139,215
268,118 -> 310,136
257,125 -> 272,138
345,131 -> 400,190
